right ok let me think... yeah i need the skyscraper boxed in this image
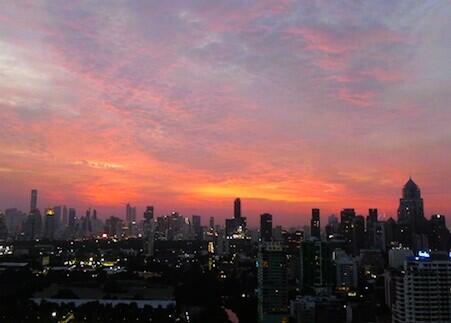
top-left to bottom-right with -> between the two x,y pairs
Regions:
30,189 -> 38,212
429,214 -> 449,251
260,213 -> 273,242
126,203 -> 137,237
340,208 -> 356,254
366,208 -> 378,248
310,209 -> 320,240
258,243 -> 289,323
192,215 -> 202,240
234,198 -> 241,219
143,206 -> 154,223
352,215 -> 365,255
68,208 -> 76,228
397,178 -> 427,250
300,240 -> 334,293
43,208 -> 56,240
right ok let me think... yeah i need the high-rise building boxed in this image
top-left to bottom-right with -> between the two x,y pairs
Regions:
325,214 -> 339,239
260,213 -> 273,242
125,203 -> 137,237
366,208 -> 378,248
373,221 -> 387,251
429,214 -> 449,251
234,198 -> 241,219
68,208 -> 76,228
391,252 -> 451,323
61,206 -> 68,227
334,250 -> 358,292
143,206 -> 155,256
209,216 -> 215,230
144,206 -> 154,223
310,209 -> 321,240
300,240 -> 335,293
30,189 -> 38,212
352,215 -> 365,255
43,208 -> 56,240
397,178 -> 427,250
192,215 -> 202,240
340,208 -> 356,254
258,242 -> 289,323
226,198 -> 247,238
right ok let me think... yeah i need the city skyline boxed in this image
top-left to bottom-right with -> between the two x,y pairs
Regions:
1,1 -> 451,225
0,176 -> 444,228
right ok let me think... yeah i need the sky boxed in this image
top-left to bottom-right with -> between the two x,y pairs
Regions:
0,1 -> 450,227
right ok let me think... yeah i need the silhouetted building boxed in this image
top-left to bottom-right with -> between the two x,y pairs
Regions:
366,208 -> 378,248
397,178 -> 427,250
143,206 -> 154,223
325,214 -> 339,239
192,215 -> 202,240
260,213 -> 273,242
310,209 -> 321,240
340,209 -> 356,254
429,214 -> 449,251
43,208 -> 57,240
234,198 -> 241,219
258,243 -> 289,323
68,208 -> 76,228
209,216 -> 215,229
352,215 -> 365,255
30,189 -> 38,212
300,240 -> 335,293
125,203 -> 137,237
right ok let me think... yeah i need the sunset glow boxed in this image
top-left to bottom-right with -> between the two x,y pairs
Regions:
1,1 -> 450,226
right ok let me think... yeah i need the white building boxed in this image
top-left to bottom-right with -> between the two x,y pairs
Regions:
391,252 -> 451,323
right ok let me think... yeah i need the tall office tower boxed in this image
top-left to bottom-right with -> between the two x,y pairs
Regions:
310,209 -> 321,240
145,220 -> 156,257
391,252 -> 451,323
258,243 -> 289,323
68,208 -> 76,228
52,206 -> 62,236
24,208 -> 42,240
143,206 -> 154,223
4,208 -> 26,238
325,214 -> 339,238
429,214 -> 449,251
397,178 -> 427,250
192,215 -> 202,240
260,213 -> 273,242
366,208 -> 378,247
43,208 -> 56,240
126,203 -> 137,223
373,221 -> 387,251
340,208 -> 356,254
352,215 -> 365,255
84,209 -> 92,234
335,250 -> 359,291
62,206 -> 68,227
126,203 -> 137,236
300,240 -> 334,293
234,198 -> 241,219
30,189 -> 38,212
209,216 -> 215,229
